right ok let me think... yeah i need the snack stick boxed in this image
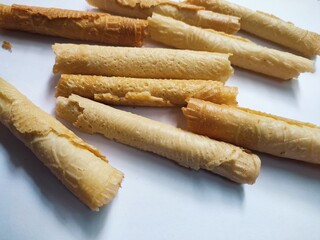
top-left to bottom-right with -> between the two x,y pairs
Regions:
52,43 -> 233,82
183,98 -> 320,164
56,94 -> 261,184
0,78 -> 123,211
86,0 -> 240,34
55,74 -> 238,106
187,0 -> 320,57
0,4 -> 147,47
148,14 -> 314,80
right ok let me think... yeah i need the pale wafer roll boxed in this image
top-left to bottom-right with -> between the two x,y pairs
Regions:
148,14 -> 314,80
0,78 -> 123,211
87,0 -> 240,33
187,0 -> 320,57
0,4 -> 147,47
52,43 -> 233,82
55,74 -> 238,106
56,94 -> 261,184
183,98 -> 320,164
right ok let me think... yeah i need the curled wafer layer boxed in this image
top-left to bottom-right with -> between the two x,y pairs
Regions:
55,74 -> 238,106
53,43 -> 233,82
148,14 -> 315,80
0,78 -> 123,211
56,94 -> 261,184
187,0 -> 320,56
183,98 -> 320,164
0,4 -> 147,46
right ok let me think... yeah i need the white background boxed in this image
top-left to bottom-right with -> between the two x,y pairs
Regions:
0,0 -> 320,239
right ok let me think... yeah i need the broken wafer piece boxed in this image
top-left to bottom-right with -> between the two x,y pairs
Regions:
56,94 -> 261,184
183,98 -> 320,164
0,78 -> 123,211
148,14 -> 315,80
55,74 -> 238,106
187,0 -> 320,56
0,4 -> 147,47
52,43 -> 233,82
87,0 -> 240,33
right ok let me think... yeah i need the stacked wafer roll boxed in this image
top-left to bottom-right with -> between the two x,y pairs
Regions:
86,0 -> 241,33
0,78 -> 123,211
148,13 -> 315,80
187,0 -> 320,56
0,4 -> 147,46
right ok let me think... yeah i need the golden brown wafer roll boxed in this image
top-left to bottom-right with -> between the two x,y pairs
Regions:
55,74 -> 238,106
148,14 -> 315,80
183,98 -> 320,164
187,0 -> 320,56
0,4 -> 147,47
87,0 -> 240,33
0,78 -> 123,211
52,43 -> 233,82
56,94 -> 261,184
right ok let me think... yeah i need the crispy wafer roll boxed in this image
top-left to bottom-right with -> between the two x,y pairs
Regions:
187,0 -> 320,56
183,98 -> 320,164
56,94 -> 261,184
52,44 -> 233,82
0,4 -> 147,47
0,78 -> 123,211
55,74 -> 238,106
148,14 -> 314,80
87,0 -> 240,33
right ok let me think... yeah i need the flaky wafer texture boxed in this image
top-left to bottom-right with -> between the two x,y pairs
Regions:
55,74 -> 238,106
56,94 -> 261,184
52,43 -> 233,82
148,14 -> 314,80
87,0 -> 240,33
187,0 -> 320,56
0,78 -> 123,210
183,98 -> 320,164
0,4 -> 147,47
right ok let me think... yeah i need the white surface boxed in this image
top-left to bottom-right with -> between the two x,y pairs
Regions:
0,0 -> 320,239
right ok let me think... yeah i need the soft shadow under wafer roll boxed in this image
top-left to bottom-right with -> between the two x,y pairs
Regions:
0,78 -> 123,211
148,14 -> 315,80
87,0 -> 240,33
187,0 -> 320,57
56,94 -> 261,184
0,4 -> 147,47
183,98 -> 320,164
55,74 -> 238,106
52,44 -> 233,82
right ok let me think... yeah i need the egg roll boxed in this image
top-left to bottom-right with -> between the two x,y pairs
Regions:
187,0 -> 320,57
55,74 -> 238,106
148,13 -> 315,80
0,78 -> 123,211
0,4 -> 147,47
87,0 -> 240,33
52,43 -> 233,82
56,94 -> 261,184
183,98 -> 320,164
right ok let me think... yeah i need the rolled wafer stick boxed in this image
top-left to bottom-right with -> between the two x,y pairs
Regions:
187,0 -> 320,57
56,94 -> 261,184
55,74 -> 238,106
0,78 -> 123,211
0,4 -> 147,47
183,98 -> 320,164
87,0 -> 240,33
148,14 -> 315,80
52,43 -> 233,82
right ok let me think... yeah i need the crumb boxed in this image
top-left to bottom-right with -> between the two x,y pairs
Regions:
2,41 -> 12,52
